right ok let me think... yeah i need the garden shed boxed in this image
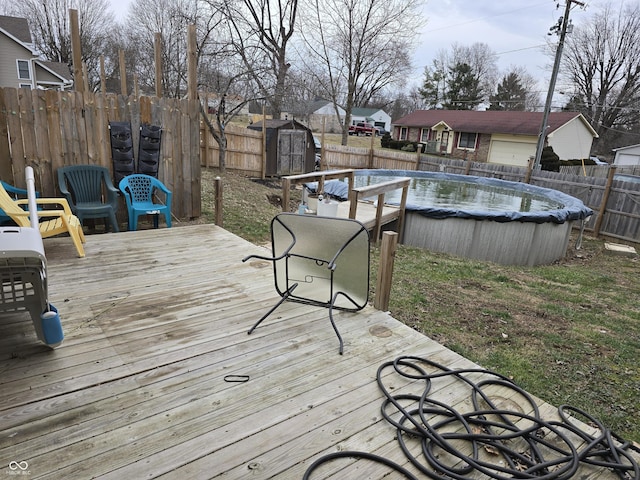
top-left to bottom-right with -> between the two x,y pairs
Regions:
248,119 -> 316,177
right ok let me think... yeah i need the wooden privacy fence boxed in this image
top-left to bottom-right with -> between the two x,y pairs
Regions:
200,123 -> 264,176
1,87 -> 201,220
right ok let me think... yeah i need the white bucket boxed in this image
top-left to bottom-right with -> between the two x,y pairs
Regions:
317,200 -> 339,217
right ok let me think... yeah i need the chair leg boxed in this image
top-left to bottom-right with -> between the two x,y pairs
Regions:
109,211 -> 119,233
165,211 -> 172,228
248,283 -> 298,335
68,225 -> 85,257
329,292 -> 346,355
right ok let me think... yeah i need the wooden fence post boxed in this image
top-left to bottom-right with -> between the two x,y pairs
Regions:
119,49 -> 127,95
154,33 -> 162,98
215,176 -> 223,226
594,166 -> 616,237
369,132 -> 375,169
374,231 -> 398,311
187,25 -> 197,101
281,176 -> 291,212
261,105 -> 267,179
69,9 -> 84,94
524,156 -> 534,184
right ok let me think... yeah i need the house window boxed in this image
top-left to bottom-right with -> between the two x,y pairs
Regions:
19,84 -> 32,90
399,127 -> 408,140
458,132 -> 477,150
420,128 -> 430,142
17,60 -> 30,80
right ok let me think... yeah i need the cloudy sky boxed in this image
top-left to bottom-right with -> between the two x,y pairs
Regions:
108,0 -> 605,96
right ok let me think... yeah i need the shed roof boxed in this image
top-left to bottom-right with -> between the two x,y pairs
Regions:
249,119 -> 311,131
393,110 -> 596,137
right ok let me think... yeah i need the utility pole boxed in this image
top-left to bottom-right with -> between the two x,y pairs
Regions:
533,0 -> 584,170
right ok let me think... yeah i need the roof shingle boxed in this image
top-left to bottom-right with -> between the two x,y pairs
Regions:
393,110 -> 587,136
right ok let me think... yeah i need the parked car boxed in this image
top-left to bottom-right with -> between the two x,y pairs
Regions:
590,156 -> 608,165
348,122 -> 377,136
313,136 -> 321,170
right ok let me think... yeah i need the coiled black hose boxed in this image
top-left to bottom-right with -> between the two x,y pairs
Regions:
302,355 -> 639,480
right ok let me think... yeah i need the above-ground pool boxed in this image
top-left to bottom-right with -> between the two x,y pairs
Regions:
351,169 -> 593,266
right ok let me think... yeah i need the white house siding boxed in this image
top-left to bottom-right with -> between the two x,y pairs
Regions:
487,134 -> 536,166
351,110 -> 392,131
308,104 -> 345,133
34,64 -> 63,86
0,33 -> 33,88
547,117 -> 594,160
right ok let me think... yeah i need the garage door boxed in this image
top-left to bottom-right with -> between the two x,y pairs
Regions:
488,140 -> 536,167
615,153 -> 640,166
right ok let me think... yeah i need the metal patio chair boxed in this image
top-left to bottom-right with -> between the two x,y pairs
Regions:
242,213 -> 370,354
57,165 -> 120,233
0,167 -> 63,347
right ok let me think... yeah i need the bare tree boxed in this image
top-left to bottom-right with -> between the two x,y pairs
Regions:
562,1 -> 640,150
10,0 -> 114,90
299,0 -> 422,145
124,0 -> 201,97
419,42 -> 499,110
450,43 -> 499,99
218,0 -> 298,119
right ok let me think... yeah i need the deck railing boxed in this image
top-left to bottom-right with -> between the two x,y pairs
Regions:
280,169 -> 409,243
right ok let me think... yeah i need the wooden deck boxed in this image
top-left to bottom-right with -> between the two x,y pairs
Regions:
1,225 -> 637,479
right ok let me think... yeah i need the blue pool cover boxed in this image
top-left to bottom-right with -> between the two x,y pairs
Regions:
307,170 -> 593,224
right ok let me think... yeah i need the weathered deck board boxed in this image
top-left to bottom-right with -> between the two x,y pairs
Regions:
0,225 -> 636,479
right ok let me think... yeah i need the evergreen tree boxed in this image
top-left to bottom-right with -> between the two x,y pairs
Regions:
489,72 -> 526,110
444,63 -> 482,110
418,63 -> 446,109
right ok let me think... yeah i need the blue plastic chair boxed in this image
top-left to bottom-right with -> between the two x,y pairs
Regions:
57,165 -> 120,233
118,174 -> 172,231
0,181 -> 40,225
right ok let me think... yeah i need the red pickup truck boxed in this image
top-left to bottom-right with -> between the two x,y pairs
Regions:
348,122 -> 379,136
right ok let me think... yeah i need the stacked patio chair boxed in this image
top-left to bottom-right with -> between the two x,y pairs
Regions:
0,167 -> 63,347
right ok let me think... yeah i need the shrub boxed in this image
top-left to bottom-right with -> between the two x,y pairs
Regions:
540,146 -> 560,172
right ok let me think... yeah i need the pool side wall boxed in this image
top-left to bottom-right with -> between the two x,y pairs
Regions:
403,213 -> 574,266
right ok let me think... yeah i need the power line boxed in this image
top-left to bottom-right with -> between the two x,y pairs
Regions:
425,2 -> 551,34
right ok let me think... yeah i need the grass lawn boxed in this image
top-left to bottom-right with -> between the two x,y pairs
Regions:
198,167 -> 640,444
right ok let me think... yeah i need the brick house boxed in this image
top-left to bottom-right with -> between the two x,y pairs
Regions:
392,110 -> 598,166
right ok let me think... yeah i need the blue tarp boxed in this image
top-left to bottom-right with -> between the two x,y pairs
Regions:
304,180 -> 350,201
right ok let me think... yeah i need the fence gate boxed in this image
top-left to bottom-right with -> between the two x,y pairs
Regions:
277,130 -> 306,175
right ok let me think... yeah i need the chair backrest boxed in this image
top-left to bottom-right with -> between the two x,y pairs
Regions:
0,181 -> 31,227
119,174 -> 159,203
1,181 -> 40,224
58,165 -> 111,203
270,213 -> 370,310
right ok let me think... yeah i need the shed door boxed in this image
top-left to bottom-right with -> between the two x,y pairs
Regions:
278,130 -> 306,175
